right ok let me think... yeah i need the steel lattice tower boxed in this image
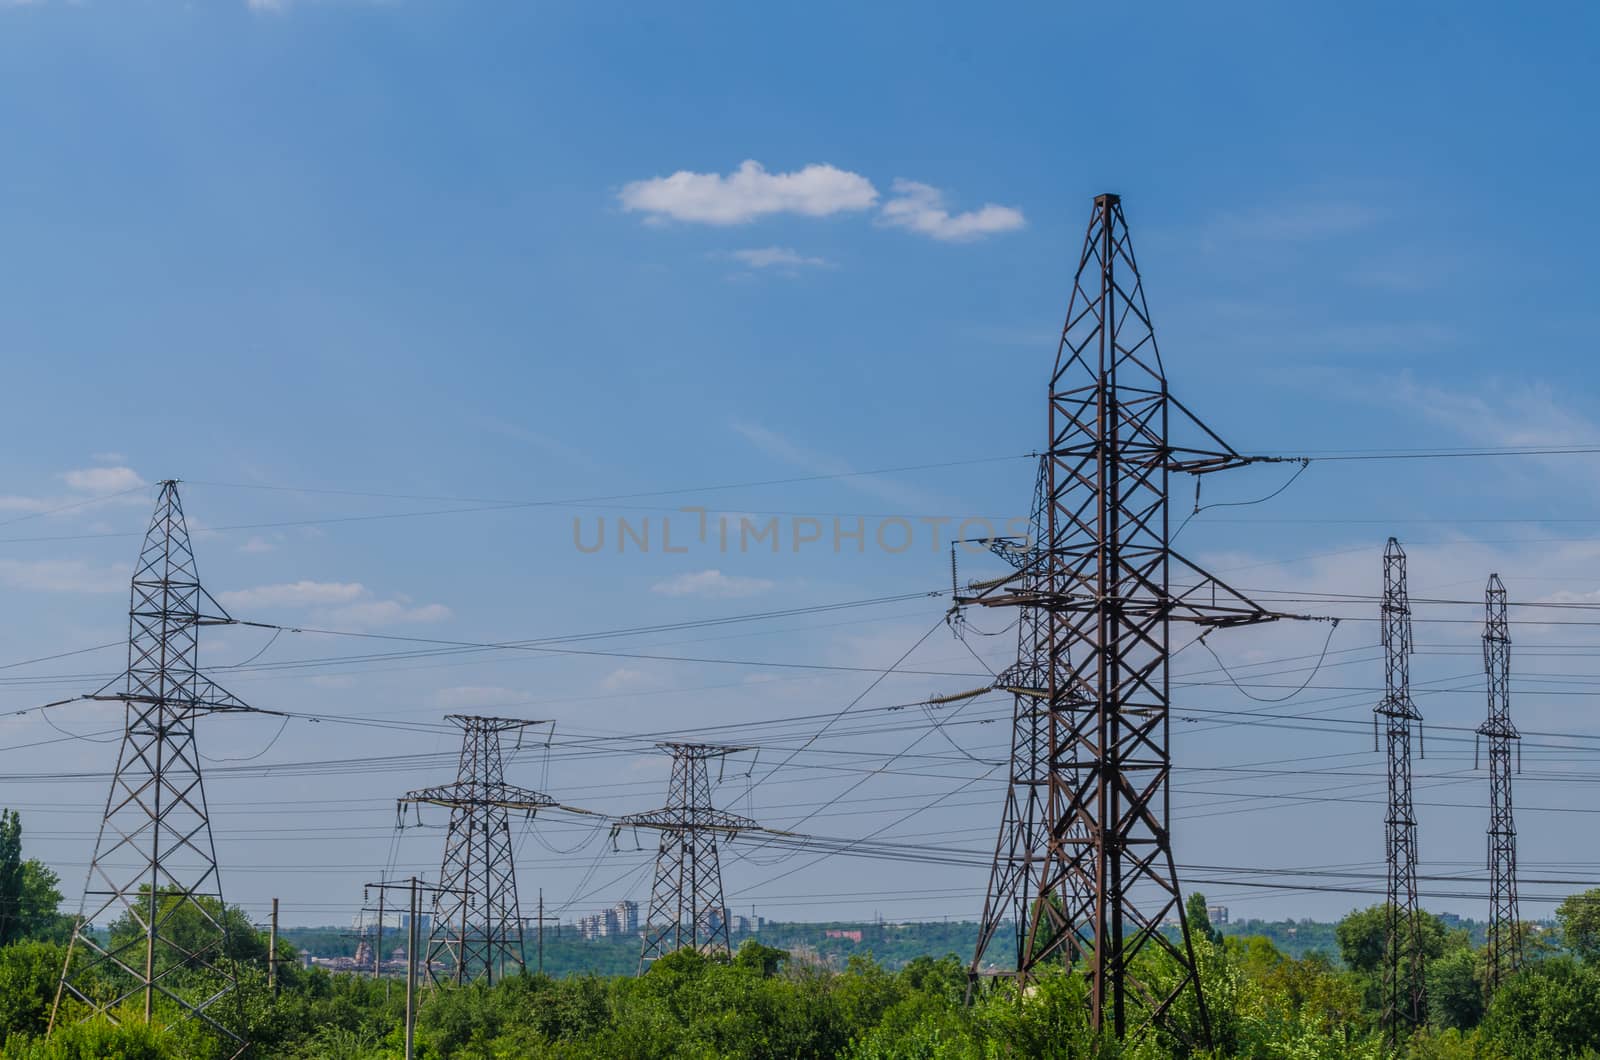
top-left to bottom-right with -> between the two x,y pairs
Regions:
1479,573 -> 1521,990
399,715 -> 555,985
960,194 -> 1282,1041
52,481 -> 254,1053
1376,538 -> 1425,1040
968,457 -> 1077,986
623,742 -> 754,971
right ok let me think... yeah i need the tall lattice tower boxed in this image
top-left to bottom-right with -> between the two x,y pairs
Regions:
399,715 -> 555,985
622,743 -> 754,971
1376,537 -> 1426,1040
52,481 -> 254,1054
1480,573 -> 1521,990
968,457 -> 1072,986
959,193 -> 1283,1041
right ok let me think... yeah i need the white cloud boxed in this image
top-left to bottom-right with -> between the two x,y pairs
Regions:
0,495 -> 55,514
309,675 -> 356,689
431,686 -> 535,710
651,569 -> 775,599
238,536 -> 277,554
219,580 -> 367,608
620,160 -> 878,225
879,179 -> 1025,242
1392,379 -> 1595,451
730,420 -> 941,509
321,600 -> 452,627
601,667 -> 654,691
0,559 -> 130,594
61,466 -> 146,494
219,578 -> 450,627
728,246 -> 831,270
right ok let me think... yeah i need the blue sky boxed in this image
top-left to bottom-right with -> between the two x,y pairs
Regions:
3,0 -> 1600,932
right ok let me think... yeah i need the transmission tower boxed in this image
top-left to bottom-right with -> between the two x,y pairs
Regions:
51,481 -> 257,1054
958,193 -> 1286,1042
968,457 -> 1075,988
1479,573 -> 1521,990
621,742 -> 754,971
398,715 -> 555,985
1376,537 -> 1426,1040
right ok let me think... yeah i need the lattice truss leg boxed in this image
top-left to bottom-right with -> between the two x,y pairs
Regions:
53,482 -> 254,1052
621,743 -> 754,971
400,715 -> 555,985
959,195 -> 1285,1043
1376,539 -> 1426,1042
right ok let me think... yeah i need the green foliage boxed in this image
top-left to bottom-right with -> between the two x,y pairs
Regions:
1478,956 -> 1600,1058
734,939 -> 791,977
1556,888 -> 1600,963
17,861 -> 70,945
0,810 -> 22,948
8,900 -> 1600,1058
1424,948 -> 1483,1031
0,1017 -> 170,1060
1188,892 -> 1223,946
0,940 -> 68,1040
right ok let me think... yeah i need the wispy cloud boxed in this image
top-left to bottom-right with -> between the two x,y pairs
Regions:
728,246 -> 831,270
1391,378 -> 1597,450
61,466 -> 146,493
0,558 -> 130,594
621,160 -> 1024,250
217,580 -> 451,628
1208,201 -> 1378,243
620,161 -> 878,225
431,685 -> 536,710
651,569 -> 775,599
879,179 -> 1025,242
219,581 -> 366,608
730,421 -> 939,509
0,464 -> 150,517
322,599 -> 452,628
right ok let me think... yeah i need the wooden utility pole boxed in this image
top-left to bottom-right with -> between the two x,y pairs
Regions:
374,887 -> 385,978
269,898 -> 280,998
366,876 -> 460,1060
405,881 -> 418,1060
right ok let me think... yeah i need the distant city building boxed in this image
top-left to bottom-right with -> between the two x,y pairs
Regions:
615,900 -> 640,934
1206,905 -> 1229,926
824,929 -> 863,943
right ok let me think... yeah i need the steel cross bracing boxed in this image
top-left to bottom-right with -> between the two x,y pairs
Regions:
1375,538 -> 1426,1041
621,742 -> 755,972
399,715 -> 555,985
51,481 -> 253,1053
968,456 -> 1083,989
957,194 -> 1284,1043
1479,573 -> 1522,990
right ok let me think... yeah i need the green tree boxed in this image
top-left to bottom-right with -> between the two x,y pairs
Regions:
1480,956 -> 1600,1057
18,861 -> 67,943
1556,888 -> 1600,963
1187,892 -> 1222,946
1427,947 -> 1484,1030
0,809 -> 23,947
0,940 -> 68,1040
734,939 -> 791,978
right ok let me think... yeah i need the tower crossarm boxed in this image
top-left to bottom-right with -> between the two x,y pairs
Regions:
398,781 -> 556,813
619,807 -> 758,834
